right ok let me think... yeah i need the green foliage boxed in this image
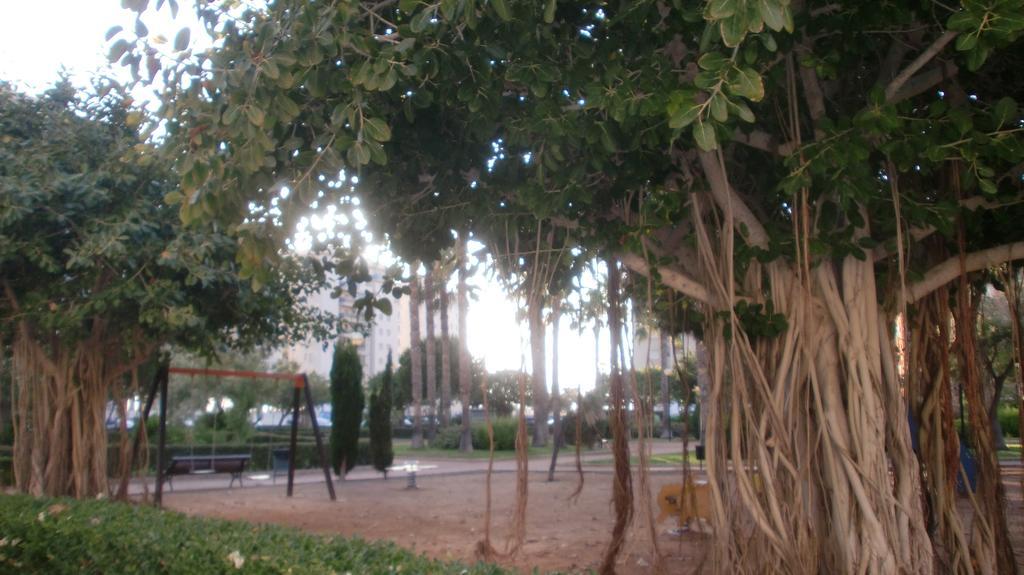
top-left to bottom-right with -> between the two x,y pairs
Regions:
997,404 -> 1019,438
0,494 -> 510,574
391,338 -> 486,412
471,418 -> 520,452
561,413 -> 609,449
429,425 -> 465,450
368,353 -> 395,474
329,344 -> 364,476
0,80 -> 339,360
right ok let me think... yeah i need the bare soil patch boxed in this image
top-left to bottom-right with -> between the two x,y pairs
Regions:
162,464 -> 1024,573
163,468 -> 709,574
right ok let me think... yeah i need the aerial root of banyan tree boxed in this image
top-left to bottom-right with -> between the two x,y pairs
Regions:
11,330 -> 113,498
688,186 -> 934,574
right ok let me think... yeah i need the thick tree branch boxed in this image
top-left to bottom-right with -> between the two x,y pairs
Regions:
874,194 -> 1024,261
733,130 -> 798,156
888,61 -> 958,104
906,242 -> 1024,303
885,31 -> 958,102
698,151 -> 770,249
618,251 -> 710,304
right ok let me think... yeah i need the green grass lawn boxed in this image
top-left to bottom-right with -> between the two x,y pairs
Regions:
391,439 -> 551,460
586,451 -> 702,467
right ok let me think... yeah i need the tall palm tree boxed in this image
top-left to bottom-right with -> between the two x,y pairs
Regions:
409,262 -> 424,448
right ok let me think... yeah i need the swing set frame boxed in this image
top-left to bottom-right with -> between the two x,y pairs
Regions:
128,363 -> 336,507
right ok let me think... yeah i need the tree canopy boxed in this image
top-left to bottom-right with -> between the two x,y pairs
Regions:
0,80 -> 339,497
116,0 -> 1024,572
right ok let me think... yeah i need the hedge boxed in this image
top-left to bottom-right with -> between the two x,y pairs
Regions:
0,494 -> 512,574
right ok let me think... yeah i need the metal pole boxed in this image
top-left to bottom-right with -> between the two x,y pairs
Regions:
286,379 -> 301,497
303,375 -> 336,501
154,365 -> 169,507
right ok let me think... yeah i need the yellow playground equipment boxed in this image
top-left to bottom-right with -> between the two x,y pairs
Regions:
656,476 -> 712,530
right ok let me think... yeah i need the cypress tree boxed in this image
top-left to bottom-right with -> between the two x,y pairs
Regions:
369,352 -> 395,477
329,342 -> 363,477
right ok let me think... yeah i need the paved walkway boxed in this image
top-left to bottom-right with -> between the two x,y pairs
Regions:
128,439 -> 696,496
132,440 -> 1021,497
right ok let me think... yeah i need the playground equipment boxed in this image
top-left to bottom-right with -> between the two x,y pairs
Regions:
656,476 -> 712,531
126,363 -> 336,506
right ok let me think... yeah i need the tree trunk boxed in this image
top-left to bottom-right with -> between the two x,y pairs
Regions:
409,263 -> 424,449
457,235 -> 473,452
439,265 -> 452,427
687,185 -> 932,572
695,339 -> 708,445
1002,264 -> 1024,473
9,324 -> 147,498
987,373 -> 1008,451
600,257 -> 632,574
906,288 -> 972,571
547,300 -> 562,481
528,297 -> 549,447
424,263 -> 437,441
956,282 -> 1017,574
659,331 -> 672,439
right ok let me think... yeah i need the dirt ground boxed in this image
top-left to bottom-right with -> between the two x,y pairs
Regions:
163,465 -> 1024,574
163,467 -> 710,574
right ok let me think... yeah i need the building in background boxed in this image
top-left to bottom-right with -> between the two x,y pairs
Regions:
274,263 -> 408,382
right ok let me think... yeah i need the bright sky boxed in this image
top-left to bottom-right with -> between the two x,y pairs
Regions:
0,1 -> 611,393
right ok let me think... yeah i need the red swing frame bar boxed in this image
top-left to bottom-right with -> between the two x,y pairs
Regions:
131,364 -> 336,506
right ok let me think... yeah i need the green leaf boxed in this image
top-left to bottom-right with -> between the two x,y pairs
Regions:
993,97 -> 1018,128
710,93 -> 729,122
330,104 -> 347,127
759,0 -> 785,31
395,38 -> 416,53
363,118 -> 392,142
955,32 -> 978,51
729,99 -> 756,122
135,18 -> 148,37
698,52 -> 730,71
946,10 -> 977,32
728,67 -> 765,101
105,25 -> 124,41
544,0 -> 557,24
262,60 -> 280,79
347,141 -> 371,166
277,96 -> 300,119
441,0 -> 458,20
108,39 -> 131,63
693,120 -> 718,151
979,178 -> 997,195
399,0 -> 418,13
720,13 -> 748,47
599,124 -> 617,153
163,191 -> 183,205
668,100 -> 702,129
245,105 -> 265,127
409,10 -> 431,33
491,0 -> 512,21
174,27 -> 190,52
707,0 -> 737,19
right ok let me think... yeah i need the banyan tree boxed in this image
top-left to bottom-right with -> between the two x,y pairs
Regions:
121,0 -> 1024,572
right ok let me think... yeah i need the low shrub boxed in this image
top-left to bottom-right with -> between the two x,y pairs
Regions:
429,426 -> 463,449
561,415 -> 609,448
0,494 -> 510,574
997,404 -> 1019,439
471,418 -> 519,451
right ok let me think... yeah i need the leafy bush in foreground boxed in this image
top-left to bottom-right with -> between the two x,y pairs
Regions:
0,494 -> 509,574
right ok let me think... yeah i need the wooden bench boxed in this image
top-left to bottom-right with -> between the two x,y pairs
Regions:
163,454 -> 252,490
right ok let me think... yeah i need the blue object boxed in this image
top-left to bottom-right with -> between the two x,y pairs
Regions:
907,410 -> 978,494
